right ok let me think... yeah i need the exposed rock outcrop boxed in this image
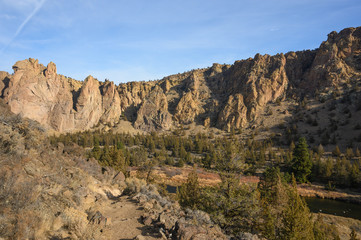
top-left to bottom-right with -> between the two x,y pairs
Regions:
44,61 -> 57,77
219,53 -> 289,128
305,27 -> 361,88
1,27 -> 360,133
100,80 -> 122,125
218,94 -> 248,131
74,75 -> 103,129
175,91 -> 204,124
130,184 -> 228,240
2,60 -> 123,132
134,85 -> 172,131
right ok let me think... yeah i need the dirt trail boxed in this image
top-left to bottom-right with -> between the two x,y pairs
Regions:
101,196 -> 162,240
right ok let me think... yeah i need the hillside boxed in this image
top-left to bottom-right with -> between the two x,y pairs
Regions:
0,27 -> 360,151
0,99 -> 227,239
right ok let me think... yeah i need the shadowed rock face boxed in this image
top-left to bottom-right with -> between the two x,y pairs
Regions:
1,27 -> 361,132
0,71 -> 10,98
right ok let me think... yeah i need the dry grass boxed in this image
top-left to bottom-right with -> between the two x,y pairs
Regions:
0,100 -> 119,239
319,213 -> 361,239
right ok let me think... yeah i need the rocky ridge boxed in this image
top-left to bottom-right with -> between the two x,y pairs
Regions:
0,27 -> 360,134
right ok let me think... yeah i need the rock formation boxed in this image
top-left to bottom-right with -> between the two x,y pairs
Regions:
100,80 -> 122,125
133,85 -> 172,131
1,59 -> 123,132
0,27 -> 360,133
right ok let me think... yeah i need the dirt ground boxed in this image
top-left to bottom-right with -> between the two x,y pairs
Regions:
100,196 -> 163,240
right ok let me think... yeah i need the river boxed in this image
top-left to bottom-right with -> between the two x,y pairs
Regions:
305,197 -> 361,221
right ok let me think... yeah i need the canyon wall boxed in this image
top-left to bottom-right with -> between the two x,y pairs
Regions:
1,27 -> 360,133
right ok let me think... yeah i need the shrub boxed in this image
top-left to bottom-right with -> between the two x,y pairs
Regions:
124,177 -> 147,194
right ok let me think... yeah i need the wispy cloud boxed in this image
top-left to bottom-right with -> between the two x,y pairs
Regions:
2,0 -> 42,12
0,0 -> 47,54
0,14 -> 16,20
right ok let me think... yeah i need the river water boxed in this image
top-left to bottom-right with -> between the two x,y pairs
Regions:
166,185 -> 178,193
305,197 -> 361,221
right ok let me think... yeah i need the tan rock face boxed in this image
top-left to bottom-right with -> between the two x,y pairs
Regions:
134,85 -> 172,131
224,53 -> 289,123
74,76 -> 103,129
305,27 -> 361,88
118,81 -> 154,110
6,59 -> 66,129
44,61 -> 57,77
218,94 -> 247,131
175,91 -> 204,124
2,59 -> 123,132
1,27 -> 360,133
100,81 -> 122,125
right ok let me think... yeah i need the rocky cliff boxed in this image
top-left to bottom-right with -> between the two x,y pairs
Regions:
1,27 -> 360,133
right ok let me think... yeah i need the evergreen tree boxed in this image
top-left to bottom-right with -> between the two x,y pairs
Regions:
176,158 -> 185,167
280,176 -> 314,240
356,148 -> 361,157
112,148 -> 127,173
179,145 -> 187,159
202,154 -> 212,168
346,148 -> 354,159
258,170 -> 317,240
317,144 -> 325,156
332,145 -> 341,157
100,144 -> 112,166
116,141 -> 124,150
258,168 -> 289,239
350,162 -> 361,187
291,137 -> 312,183
90,140 -> 101,160
177,168 -> 200,209
143,158 -> 158,184
289,141 -> 295,152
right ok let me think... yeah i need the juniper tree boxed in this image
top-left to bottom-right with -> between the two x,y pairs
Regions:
177,168 -> 200,209
100,144 -> 112,166
280,176 -> 314,240
332,145 -> 341,157
258,169 -> 316,240
90,140 -> 101,160
291,137 -> 312,183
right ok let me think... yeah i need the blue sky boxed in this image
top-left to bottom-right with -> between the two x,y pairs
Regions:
0,0 -> 360,84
